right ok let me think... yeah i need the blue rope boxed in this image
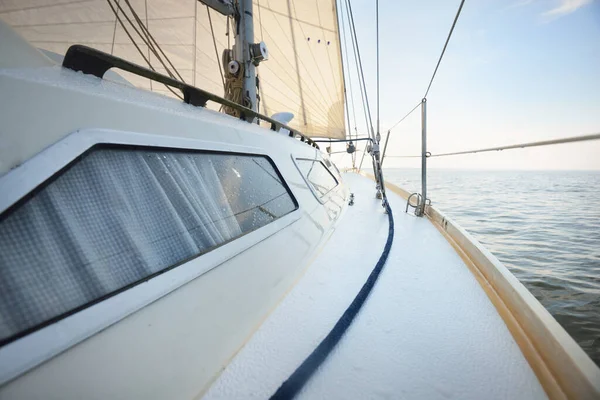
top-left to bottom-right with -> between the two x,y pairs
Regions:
270,202 -> 395,399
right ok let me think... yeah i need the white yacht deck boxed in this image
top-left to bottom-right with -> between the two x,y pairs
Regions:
203,172 -> 547,399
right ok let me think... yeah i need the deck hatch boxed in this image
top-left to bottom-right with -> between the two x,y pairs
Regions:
0,146 -> 297,346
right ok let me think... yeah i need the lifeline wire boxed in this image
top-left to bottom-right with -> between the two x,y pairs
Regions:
385,132 -> 600,158
429,132 -> 600,157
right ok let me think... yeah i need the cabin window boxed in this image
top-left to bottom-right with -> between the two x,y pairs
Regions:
295,159 -> 339,198
0,146 -> 297,345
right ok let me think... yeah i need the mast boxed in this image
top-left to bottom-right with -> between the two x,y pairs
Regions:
200,0 -> 265,113
234,0 -> 258,111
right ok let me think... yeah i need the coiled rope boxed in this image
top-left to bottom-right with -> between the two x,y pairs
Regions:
270,201 -> 395,399
221,50 -> 245,117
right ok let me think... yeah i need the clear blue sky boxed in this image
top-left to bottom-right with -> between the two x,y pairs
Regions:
333,0 -> 600,170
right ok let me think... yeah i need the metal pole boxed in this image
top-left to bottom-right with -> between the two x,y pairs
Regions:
235,0 -> 257,111
380,129 -> 391,167
419,98 -> 427,216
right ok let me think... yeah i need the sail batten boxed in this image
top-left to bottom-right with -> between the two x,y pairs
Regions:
0,0 -> 345,138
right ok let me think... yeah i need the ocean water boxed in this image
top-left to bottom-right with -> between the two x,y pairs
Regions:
384,168 -> 600,366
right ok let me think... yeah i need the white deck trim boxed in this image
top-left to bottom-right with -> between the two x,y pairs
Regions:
425,205 -> 600,399
381,177 -> 600,399
203,173 -> 547,399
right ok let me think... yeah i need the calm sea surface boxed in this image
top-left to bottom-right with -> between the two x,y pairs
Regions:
384,168 -> 600,366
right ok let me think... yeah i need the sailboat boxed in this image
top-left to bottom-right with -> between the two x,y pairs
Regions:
0,0 -> 598,399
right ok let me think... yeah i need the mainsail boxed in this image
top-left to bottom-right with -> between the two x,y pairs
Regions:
0,0 -> 345,139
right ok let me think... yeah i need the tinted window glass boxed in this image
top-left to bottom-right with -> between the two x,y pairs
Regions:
296,159 -> 338,198
0,147 -> 297,345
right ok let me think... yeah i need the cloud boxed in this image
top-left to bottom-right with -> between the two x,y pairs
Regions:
511,0 -> 536,8
503,0 -> 536,11
507,0 -> 594,20
542,0 -> 593,18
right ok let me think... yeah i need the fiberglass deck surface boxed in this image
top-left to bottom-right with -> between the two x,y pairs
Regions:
203,173 -> 547,400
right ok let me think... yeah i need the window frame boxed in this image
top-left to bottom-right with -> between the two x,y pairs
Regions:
0,129 -> 301,386
292,157 -> 340,203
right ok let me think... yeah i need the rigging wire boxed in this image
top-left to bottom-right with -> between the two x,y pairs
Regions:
387,101 -> 421,132
256,0 -> 264,113
206,5 -> 225,90
257,0 -> 264,41
145,0 -> 153,90
107,0 -> 184,84
110,0 -> 119,55
271,5 -> 470,394
373,0 -> 387,199
380,101 -> 421,165
336,0 -> 355,168
339,3 -> 359,138
423,0 -> 466,99
346,0 -> 375,142
343,0 -> 375,172
272,2 -> 396,398
376,0 -> 380,140
122,0 -> 185,83
105,1 -> 152,68
105,0 -> 183,99
192,0 -> 197,86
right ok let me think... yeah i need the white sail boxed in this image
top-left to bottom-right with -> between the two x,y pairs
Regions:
254,0 -> 345,139
0,0 -> 345,139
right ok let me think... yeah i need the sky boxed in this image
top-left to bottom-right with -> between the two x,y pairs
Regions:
330,0 -> 600,170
